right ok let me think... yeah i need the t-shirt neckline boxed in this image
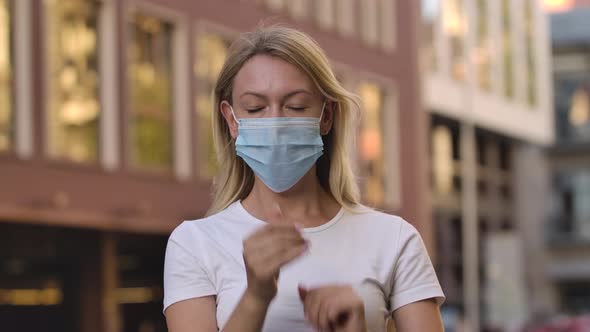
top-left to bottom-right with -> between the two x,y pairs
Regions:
233,200 -> 345,233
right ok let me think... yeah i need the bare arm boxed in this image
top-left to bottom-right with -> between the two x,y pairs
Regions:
219,289 -> 271,332
165,297 -> 217,332
392,298 -> 444,332
165,291 -> 271,332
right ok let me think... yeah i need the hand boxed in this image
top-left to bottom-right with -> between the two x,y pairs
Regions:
242,206 -> 308,305
298,285 -> 367,332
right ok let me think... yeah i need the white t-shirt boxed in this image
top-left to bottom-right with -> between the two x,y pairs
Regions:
164,201 -> 445,331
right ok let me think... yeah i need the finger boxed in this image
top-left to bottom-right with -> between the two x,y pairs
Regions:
312,292 -> 324,331
330,310 -> 349,328
318,295 -> 332,331
244,237 -> 307,269
245,243 -> 306,276
250,231 -> 307,251
245,240 -> 301,265
309,289 -> 339,332
246,222 -> 300,240
244,228 -> 306,252
327,301 -> 351,329
304,288 -> 325,331
263,241 -> 308,270
245,241 -> 308,282
298,285 -> 307,301
246,223 -> 304,245
303,289 -> 316,328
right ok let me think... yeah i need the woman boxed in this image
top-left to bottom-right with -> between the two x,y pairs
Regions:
164,26 -> 445,332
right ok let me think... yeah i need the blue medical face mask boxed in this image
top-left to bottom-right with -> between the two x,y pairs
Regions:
230,103 -> 325,193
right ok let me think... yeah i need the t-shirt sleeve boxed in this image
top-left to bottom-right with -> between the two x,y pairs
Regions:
163,227 -> 216,313
389,221 -> 445,312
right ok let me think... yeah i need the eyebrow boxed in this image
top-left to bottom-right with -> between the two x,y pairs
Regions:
239,89 -> 313,101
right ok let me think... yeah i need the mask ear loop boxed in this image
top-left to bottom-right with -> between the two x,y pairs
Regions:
319,101 -> 327,123
229,105 -> 240,128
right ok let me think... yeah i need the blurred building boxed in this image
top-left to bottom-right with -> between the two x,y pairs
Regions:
543,0 -> 590,13
547,5 -> 590,316
420,0 -> 555,331
0,1 -> 427,331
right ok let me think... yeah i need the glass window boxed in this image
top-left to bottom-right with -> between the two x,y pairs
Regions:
572,173 -> 590,239
476,0 -> 491,90
45,0 -> 100,162
315,0 -> 336,30
421,0 -> 441,71
286,0 -> 308,20
379,0 -> 395,50
444,0 -> 465,81
128,12 -> 174,171
432,125 -> 454,194
568,87 -> 590,137
358,82 -> 385,206
264,0 -> 285,12
0,0 -> 13,152
554,69 -> 590,142
335,0 -> 354,37
195,33 -> 231,178
502,0 -> 514,98
554,171 -> 590,240
524,0 -> 537,106
360,0 -> 379,46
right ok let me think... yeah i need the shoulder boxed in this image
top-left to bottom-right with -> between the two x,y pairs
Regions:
345,205 -> 416,235
169,215 -> 214,243
168,204 -> 240,247
336,206 -> 421,252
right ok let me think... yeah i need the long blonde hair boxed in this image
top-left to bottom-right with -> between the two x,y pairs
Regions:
207,26 -> 361,215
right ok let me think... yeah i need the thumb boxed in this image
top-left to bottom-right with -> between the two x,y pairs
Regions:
298,285 -> 308,301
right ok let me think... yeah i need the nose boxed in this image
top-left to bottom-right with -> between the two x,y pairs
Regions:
267,104 -> 285,118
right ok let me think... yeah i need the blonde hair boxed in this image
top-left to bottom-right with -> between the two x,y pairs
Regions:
207,26 -> 361,215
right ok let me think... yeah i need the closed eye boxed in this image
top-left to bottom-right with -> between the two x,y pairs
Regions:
288,106 -> 307,111
246,107 -> 265,113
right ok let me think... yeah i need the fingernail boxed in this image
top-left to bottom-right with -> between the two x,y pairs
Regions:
294,223 -> 303,230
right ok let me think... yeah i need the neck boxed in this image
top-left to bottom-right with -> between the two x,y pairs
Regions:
241,167 -> 340,227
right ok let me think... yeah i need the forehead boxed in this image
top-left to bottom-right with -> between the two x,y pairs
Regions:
232,54 -> 319,98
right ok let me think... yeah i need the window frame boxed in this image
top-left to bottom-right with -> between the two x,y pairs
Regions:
0,0 -> 15,155
42,0 -> 105,164
0,0 -> 35,160
193,21 -> 237,180
124,1 -> 191,180
314,0 -> 336,31
359,0 -> 380,47
352,72 -> 401,209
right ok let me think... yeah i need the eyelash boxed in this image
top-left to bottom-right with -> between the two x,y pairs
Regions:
246,106 -> 307,113
246,108 -> 264,113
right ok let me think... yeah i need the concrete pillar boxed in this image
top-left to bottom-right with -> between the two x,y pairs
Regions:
79,233 -> 121,332
461,123 -> 480,331
79,234 -> 102,332
102,233 -> 122,332
512,144 -> 558,317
